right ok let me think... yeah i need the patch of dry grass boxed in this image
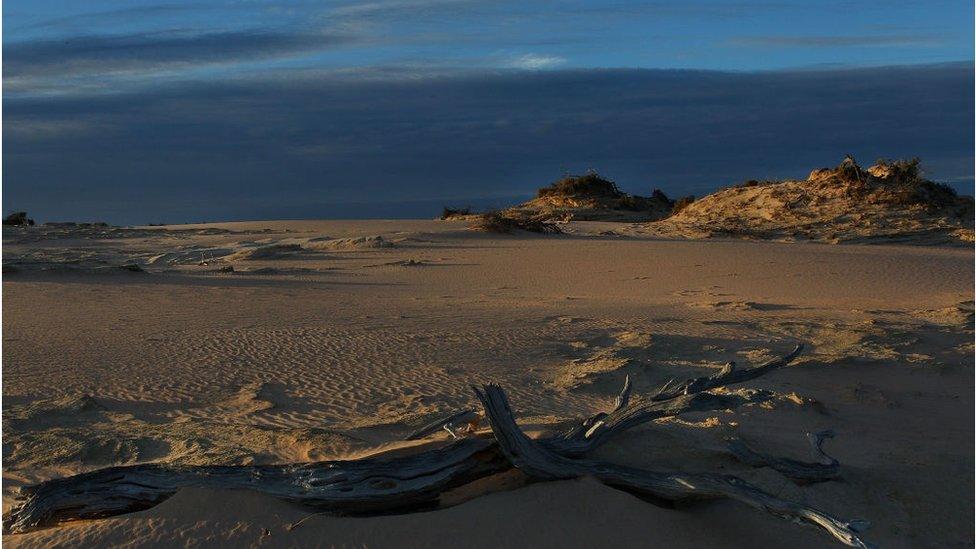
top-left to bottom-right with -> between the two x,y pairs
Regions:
469,211 -> 562,234
536,172 -> 623,199
441,206 -> 472,219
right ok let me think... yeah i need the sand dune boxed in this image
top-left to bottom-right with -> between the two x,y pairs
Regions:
646,157 -> 973,245
503,172 -> 674,222
487,157 -> 973,246
2,219 -> 973,547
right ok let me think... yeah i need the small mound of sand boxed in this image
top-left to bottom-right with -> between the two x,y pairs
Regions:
911,302 -> 975,326
507,172 -> 674,222
302,235 -> 393,251
145,247 -> 236,266
647,156 -> 973,245
469,212 -> 563,234
224,243 -> 303,261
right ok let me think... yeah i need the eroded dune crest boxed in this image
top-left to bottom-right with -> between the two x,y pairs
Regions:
647,157 -> 973,245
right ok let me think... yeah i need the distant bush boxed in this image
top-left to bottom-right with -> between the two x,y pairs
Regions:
727,179 -> 779,190
537,171 -> 622,199
651,188 -> 670,202
670,195 -> 695,216
469,211 -> 562,234
3,212 -> 34,226
441,206 -> 472,219
617,195 -> 651,211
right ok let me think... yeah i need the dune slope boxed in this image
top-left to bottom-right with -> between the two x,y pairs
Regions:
647,157 -> 973,245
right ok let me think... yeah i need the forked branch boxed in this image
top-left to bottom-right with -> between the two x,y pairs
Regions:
475,383 -> 871,548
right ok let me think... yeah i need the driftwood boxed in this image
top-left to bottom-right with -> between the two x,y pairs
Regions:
3,438 -> 505,534
5,385 -> 761,534
475,384 -> 871,548
547,388 -> 775,456
4,344 -> 868,546
726,430 -> 841,484
652,343 -> 803,400
405,409 -> 479,440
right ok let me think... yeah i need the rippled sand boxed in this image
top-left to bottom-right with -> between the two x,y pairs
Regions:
3,220 -> 973,547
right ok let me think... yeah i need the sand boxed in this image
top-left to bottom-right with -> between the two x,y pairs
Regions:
3,219 -> 973,547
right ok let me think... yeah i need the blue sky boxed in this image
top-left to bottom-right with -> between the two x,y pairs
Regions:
4,1 -> 974,223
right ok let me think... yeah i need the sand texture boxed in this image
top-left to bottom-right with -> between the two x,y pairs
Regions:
3,219 -> 974,548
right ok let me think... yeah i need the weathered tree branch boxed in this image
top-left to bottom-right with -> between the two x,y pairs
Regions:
405,409 -> 479,440
0,383 -> 782,534
726,430 -> 840,484
3,438 -> 504,534
475,383 -> 871,548
547,389 -> 775,456
652,343 -> 804,401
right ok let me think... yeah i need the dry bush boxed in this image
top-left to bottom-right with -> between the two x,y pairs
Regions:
441,206 -> 472,219
3,212 -> 35,226
617,195 -> 657,211
469,211 -> 562,234
869,158 -> 920,183
651,188 -> 670,202
536,171 -> 623,199
731,179 -> 776,189
867,158 -> 961,208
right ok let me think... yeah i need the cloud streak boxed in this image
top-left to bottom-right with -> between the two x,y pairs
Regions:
507,54 -> 567,70
731,34 -> 945,48
3,28 -> 355,80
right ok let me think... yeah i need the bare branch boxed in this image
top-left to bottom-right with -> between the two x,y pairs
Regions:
652,344 -> 803,401
405,409 -> 478,440
3,438 -> 503,534
476,383 -> 871,548
726,430 -> 840,484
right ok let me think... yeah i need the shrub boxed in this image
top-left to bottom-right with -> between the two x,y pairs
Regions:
3,212 -> 34,226
469,211 -> 562,234
441,206 -> 472,219
869,158 -> 921,184
536,171 -> 622,199
651,188 -> 670,202
617,195 -> 654,211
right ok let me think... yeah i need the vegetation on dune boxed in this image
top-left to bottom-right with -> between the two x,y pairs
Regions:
441,206 -> 473,219
536,171 -> 624,199
469,210 -> 562,234
521,171 -> 675,221
3,212 -> 35,226
810,156 -> 961,210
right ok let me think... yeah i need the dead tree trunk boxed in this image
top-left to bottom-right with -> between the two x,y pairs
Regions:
3,438 -> 505,534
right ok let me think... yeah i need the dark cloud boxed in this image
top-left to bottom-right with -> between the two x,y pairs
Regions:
3,29 -> 354,79
10,4 -> 200,32
4,62 -> 972,224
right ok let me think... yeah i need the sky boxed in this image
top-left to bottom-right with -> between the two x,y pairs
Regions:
4,0 -> 974,224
